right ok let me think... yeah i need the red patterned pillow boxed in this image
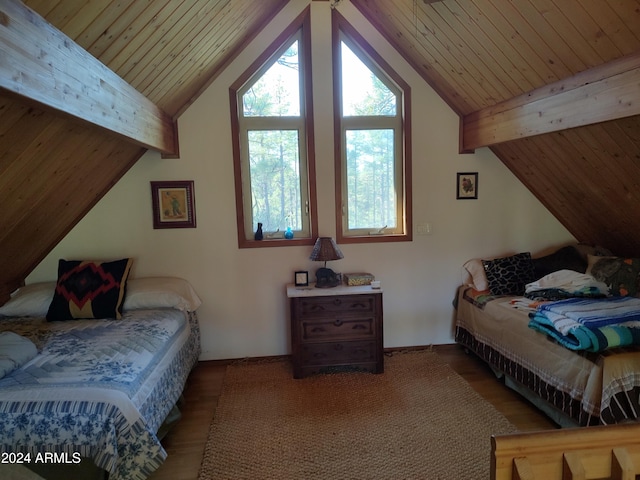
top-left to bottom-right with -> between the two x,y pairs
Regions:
46,258 -> 133,321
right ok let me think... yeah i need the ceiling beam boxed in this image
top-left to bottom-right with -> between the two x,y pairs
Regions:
461,52 -> 640,152
0,0 -> 178,155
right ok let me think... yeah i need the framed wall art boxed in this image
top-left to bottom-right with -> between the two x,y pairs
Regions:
456,172 -> 478,200
294,271 -> 309,287
150,180 -> 196,229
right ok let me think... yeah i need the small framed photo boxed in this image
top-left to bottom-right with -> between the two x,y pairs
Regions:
151,180 -> 196,229
294,271 -> 309,287
456,172 -> 478,200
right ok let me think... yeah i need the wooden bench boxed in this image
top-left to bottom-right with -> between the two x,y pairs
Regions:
492,423 -> 640,479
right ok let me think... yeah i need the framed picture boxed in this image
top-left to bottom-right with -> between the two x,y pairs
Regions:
294,271 -> 309,287
151,180 -> 196,229
456,172 -> 478,200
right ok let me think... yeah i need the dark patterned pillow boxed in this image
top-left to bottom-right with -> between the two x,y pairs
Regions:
586,255 -> 640,297
46,258 -> 133,321
482,252 -> 535,296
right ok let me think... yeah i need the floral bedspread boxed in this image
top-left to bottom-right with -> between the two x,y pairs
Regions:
0,309 -> 201,479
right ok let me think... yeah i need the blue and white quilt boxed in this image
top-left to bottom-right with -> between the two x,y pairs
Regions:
0,308 -> 200,479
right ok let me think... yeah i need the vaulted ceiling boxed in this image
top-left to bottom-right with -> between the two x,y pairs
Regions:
352,0 -> 640,253
0,0 -> 639,300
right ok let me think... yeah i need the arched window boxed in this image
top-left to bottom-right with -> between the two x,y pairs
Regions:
230,8 -> 317,247
333,11 -> 412,243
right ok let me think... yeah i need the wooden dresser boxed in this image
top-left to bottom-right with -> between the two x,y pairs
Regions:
287,283 -> 383,379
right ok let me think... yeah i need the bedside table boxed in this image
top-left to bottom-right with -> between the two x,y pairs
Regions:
287,283 -> 384,379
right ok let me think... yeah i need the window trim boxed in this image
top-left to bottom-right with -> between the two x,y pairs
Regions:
332,10 -> 412,244
230,7 -> 318,248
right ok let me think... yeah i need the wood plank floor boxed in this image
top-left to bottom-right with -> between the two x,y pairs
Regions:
148,344 -> 558,480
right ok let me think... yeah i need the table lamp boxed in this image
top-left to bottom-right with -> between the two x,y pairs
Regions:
309,237 -> 344,288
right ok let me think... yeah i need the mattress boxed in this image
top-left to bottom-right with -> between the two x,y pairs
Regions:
455,286 -> 640,426
0,308 -> 201,480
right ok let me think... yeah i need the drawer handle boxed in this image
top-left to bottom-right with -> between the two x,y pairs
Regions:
333,319 -> 343,327
350,302 -> 367,309
333,298 -> 342,306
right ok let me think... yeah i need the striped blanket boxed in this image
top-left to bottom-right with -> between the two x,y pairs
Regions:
528,296 -> 640,352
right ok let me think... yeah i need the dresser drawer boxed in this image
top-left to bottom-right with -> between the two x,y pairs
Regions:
300,340 -> 376,366
301,316 -> 375,341
295,294 -> 376,318
288,287 -> 383,378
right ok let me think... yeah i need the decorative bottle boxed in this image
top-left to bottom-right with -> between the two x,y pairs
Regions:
284,226 -> 294,239
254,223 -> 263,240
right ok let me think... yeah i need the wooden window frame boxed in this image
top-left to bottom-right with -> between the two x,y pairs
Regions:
332,10 -> 412,244
229,7 -> 318,249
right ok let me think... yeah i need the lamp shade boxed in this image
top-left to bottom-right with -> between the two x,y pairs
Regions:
309,237 -> 344,262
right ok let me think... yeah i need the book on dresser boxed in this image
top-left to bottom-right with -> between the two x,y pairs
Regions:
287,283 -> 384,379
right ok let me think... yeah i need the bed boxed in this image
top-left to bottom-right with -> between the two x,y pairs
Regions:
454,246 -> 640,427
0,262 -> 202,480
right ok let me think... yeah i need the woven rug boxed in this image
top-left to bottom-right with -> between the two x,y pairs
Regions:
198,349 -> 517,479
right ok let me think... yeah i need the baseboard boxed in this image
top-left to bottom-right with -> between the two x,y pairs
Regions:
198,344 -> 457,366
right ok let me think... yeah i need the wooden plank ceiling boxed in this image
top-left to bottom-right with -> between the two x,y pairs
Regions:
351,0 -> 640,255
0,0 -> 639,300
0,0 -> 288,299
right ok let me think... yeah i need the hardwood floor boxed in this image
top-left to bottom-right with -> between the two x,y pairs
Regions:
148,344 -> 557,480
434,344 -> 557,432
148,361 -> 226,480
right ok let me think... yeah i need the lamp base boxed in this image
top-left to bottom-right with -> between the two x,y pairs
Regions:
315,267 -> 340,288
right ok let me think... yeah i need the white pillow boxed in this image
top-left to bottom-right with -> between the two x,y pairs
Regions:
0,277 -> 202,317
0,332 -> 38,378
462,258 -> 489,291
525,269 -> 609,295
0,282 -> 55,317
123,277 -> 202,312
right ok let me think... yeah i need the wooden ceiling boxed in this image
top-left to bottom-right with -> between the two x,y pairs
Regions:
356,0 -> 639,114
1,0 -> 639,300
352,0 -> 640,256
17,0 -> 288,116
0,0 -> 288,299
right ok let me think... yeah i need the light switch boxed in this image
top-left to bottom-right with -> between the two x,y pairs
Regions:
417,223 -> 432,235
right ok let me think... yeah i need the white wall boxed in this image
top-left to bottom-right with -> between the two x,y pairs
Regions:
27,1 -> 575,360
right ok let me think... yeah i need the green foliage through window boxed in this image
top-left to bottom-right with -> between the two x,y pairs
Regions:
339,38 -> 405,237
235,30 -> 311,241
243,41 -> 300,117
345,129 -> 396,229
248,130 -> 302,233
341,42 -> 396,117
231,9 -> 409,247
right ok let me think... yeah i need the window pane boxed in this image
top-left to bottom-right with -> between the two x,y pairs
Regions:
341,41 -> 396,117
345,129 -> 397,229
248,130 -> 302,232
243,41 -> 300,117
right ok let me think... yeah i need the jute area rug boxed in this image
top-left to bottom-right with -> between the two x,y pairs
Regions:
198,349 -> 517,479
